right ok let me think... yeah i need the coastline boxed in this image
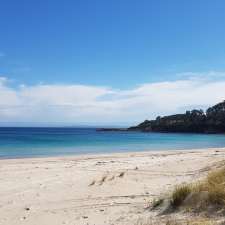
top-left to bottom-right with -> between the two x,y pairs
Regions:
1,146 -> 225,161
1,147 -> 225,225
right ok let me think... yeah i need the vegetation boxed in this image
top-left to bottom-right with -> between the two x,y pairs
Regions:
128,101 -> 225,133
166,166 -> 225,210
171,185 -> 192,208
195,166 -> 225,207
152,167 -> 225,213
144,166 -> 225,225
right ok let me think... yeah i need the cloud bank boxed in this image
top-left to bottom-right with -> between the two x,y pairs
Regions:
0,74 -> 225,125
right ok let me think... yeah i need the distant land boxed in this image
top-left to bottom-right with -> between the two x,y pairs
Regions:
98,100 -> 225,134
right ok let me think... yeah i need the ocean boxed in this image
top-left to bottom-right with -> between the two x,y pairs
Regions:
0,127 -> 225,159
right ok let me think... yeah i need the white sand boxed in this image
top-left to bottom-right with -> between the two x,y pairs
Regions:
0,148 -> 225,225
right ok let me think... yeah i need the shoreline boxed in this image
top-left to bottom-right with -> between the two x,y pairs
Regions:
1,146 -> 225,161
1,147 -> 225,225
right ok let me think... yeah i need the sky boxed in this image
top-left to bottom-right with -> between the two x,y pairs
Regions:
0,0 -> 225,126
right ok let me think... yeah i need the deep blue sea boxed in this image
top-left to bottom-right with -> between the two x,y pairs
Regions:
0,127 -> 225,159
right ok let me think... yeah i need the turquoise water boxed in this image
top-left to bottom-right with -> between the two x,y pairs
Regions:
0,127 -> 225,158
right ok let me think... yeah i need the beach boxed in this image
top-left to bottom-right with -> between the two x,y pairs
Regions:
1,148 -> 225,225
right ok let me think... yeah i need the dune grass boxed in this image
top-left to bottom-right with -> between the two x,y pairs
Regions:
171,184 -> 192,208
168,166 -> 225,210
136,166 -> 225,225
137,166 -> 225,225
199,167 -> 225,206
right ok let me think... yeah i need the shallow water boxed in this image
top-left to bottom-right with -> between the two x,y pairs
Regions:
0,127 -> 225,158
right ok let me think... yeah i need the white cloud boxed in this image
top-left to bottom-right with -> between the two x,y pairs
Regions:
0,73 -> 225,125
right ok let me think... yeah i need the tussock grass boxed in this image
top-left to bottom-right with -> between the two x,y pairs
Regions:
152,166 -> 225,211
171,185 -> 192,208
197,167 -> 225,206
137,166 -> 225,225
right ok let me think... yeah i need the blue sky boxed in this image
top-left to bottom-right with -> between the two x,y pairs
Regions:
0,0 -> 225,125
